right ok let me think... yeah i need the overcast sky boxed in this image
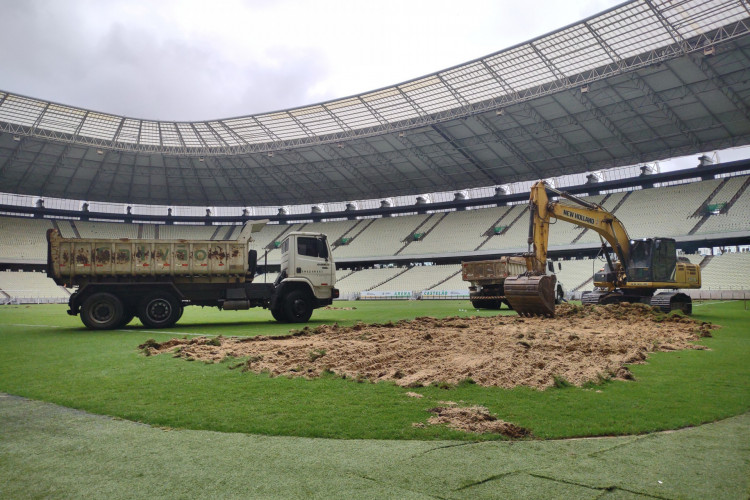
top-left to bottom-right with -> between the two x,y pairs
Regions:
1,0 -> 747,172
0,0 -> 626,121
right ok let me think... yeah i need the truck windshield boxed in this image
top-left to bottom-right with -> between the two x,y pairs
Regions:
297,237 -> 328,260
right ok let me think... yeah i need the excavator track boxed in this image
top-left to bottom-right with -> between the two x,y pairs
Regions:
504,274 -> 557,317
650,292 -> 692,314
580,290 -> 611,306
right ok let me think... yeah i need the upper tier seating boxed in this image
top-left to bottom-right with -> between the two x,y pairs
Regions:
696,176 -> 750,235
400,207 -> 510,255
0,216 -> 53,262
611,180 -> 720,239
333,215 -> 429,259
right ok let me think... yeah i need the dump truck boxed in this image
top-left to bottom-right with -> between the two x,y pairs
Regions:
462,257 -> 564,309
46,222 -> 338,329
504,180 -> 701,317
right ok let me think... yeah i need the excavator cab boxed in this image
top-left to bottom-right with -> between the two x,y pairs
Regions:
625,238 -> 676,283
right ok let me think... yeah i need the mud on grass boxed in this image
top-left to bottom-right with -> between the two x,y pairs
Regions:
140,303 -> 714,390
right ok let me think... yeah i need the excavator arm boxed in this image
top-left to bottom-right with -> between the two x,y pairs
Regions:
506,180 -> 632,316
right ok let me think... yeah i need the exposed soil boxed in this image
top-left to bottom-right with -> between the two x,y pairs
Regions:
426,406 -> 531,437
140,303 -> 714,390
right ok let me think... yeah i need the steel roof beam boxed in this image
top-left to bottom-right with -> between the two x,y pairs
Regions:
629,73 -> 701,150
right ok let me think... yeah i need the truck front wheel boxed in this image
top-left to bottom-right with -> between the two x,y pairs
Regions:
270,307 -> 286,322
138,292 -> 181,329
283,290 -> 313,323
81,292 -> 124,330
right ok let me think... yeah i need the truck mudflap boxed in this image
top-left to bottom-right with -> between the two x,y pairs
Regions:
504,274 -> 557,317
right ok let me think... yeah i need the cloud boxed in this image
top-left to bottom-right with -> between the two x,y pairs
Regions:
0,0 -> 623,121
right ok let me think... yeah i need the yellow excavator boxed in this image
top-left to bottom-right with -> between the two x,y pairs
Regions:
504,180 -> 701,317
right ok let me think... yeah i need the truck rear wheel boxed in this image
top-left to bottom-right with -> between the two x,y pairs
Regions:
138,292 -> 181,329
81,292 -> 124,330
283,290 -> 313,323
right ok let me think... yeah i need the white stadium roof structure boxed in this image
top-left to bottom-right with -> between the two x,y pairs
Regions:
1,0 -> 750,208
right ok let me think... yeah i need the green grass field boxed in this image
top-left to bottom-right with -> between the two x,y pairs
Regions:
0,300 -> 748,441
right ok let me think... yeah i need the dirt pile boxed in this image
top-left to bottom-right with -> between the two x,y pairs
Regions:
426,406 -> 531,437
140,303 -> 714,390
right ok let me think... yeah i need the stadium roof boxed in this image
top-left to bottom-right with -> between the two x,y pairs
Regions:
1,0 -> 749,207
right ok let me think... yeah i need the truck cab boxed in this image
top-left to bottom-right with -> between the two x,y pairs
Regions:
270,232 -> 338,322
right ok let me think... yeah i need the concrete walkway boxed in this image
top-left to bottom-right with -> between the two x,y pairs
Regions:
1,394 -> 748,499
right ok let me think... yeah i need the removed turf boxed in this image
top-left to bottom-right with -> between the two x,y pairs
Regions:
142,303 -> 714,389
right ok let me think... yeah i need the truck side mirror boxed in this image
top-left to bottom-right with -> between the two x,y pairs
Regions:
548,261 -> 554,273
558,262 -> 562,271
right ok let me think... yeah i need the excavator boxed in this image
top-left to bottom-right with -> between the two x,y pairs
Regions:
504,180 -> 701,317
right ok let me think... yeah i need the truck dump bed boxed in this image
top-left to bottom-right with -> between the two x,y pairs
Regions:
47,221 -> 266,285
461,257 -> 527,284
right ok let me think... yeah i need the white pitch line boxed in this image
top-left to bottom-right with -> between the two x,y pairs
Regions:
692,300 -> 734,307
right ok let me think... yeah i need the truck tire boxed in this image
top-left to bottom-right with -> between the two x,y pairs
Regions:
270,307 -> 286,322
138,292 -> 181,329
282,290 -> 313,323
81,292 -> 125,330
117,310 -> 136,328
471,299 -> 502,310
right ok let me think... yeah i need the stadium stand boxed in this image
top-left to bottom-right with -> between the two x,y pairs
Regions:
480,204 -> 529,252
554,258 -> 601,293
0,216 -> 53,263
0,270 -> 69,303
400,207 -> 510,255
574,192 -> 629,245
609,180 -> 722,239
698,252 -> 750,290
335,267 -> 406,298
159,224 -> 217,240
303,220 -> 360,247
428,269 -> 465,291
76,220 -> 139,239
1,172 -> 749,302
333,215 -> 429,259
370,264 -> 458,293
695,176 -> 750,235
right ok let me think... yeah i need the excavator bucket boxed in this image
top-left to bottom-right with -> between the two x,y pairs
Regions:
504,274 -> 557,317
